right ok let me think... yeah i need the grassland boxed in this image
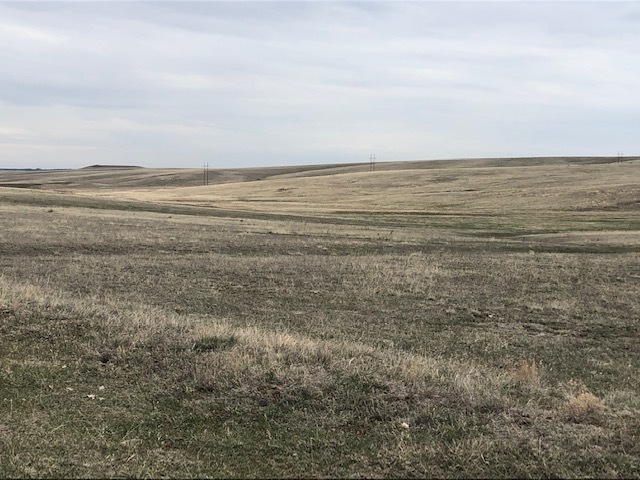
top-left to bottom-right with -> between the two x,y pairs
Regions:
1,156 -> 639,477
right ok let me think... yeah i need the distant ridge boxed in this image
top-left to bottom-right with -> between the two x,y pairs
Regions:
81,165 -> 144,169
1,156 -> 637,192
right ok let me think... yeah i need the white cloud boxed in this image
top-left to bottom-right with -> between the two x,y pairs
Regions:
0,20 -> 68,51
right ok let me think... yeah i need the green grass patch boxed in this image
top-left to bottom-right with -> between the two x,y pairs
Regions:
192,335 -> 238,352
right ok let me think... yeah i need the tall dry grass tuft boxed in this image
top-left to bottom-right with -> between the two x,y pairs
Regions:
563,382 -> 605,423
510,358 -> 541,385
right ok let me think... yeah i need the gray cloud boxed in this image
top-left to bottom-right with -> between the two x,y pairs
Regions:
1,1 -> 639,169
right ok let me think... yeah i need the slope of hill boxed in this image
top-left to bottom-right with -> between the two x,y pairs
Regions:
0,162 -> 364,190
2,155 -> 640,477
0,156 -> 636,191
80,157 -> 640,217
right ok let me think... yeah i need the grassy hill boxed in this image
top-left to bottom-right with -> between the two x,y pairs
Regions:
111,157 -> 640,214
1,156 -> 637,191
1,156 -> 639,477
0,162 -> 367,190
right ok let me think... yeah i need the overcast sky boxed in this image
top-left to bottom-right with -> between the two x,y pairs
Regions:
1,1 -> 639,169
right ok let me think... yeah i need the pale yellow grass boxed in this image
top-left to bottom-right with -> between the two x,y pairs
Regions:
519,230 -> 640,247
563,382 -> 606,423
0,274 -> 549,416
0,194 -> 462,246
84,160 -> 640,215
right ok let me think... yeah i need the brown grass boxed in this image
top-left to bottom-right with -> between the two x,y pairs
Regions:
80,158 -> 640,217
564,382 -> 606,423
1,157 -> 639,477
510,358 -> 541,385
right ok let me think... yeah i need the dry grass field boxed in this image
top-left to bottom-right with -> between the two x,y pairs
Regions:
1,157 -> 639,477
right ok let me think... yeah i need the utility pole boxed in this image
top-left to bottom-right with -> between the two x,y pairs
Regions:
618,150 -> 624,163
369,153 -> 376,172
203,162 -> 209,186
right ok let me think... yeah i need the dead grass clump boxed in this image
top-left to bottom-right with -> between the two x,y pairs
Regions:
563,382 -> 605,423
509,358 -> 541,385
